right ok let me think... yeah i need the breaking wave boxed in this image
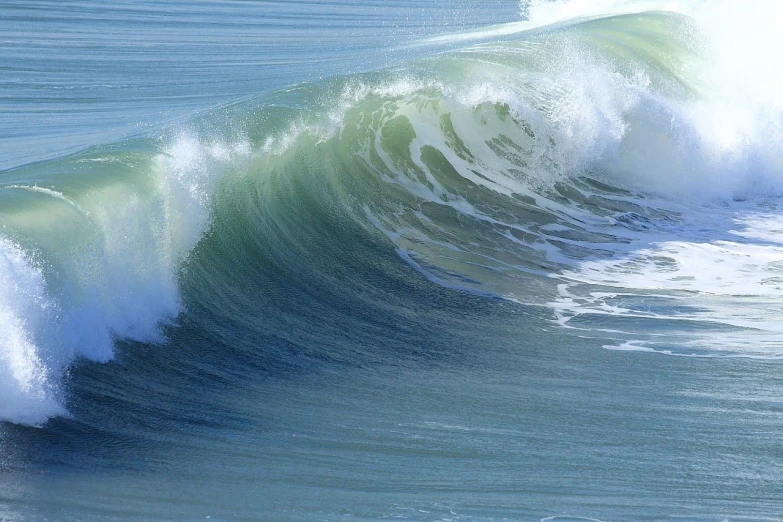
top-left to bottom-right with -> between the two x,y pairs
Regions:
3,2 -> 783,425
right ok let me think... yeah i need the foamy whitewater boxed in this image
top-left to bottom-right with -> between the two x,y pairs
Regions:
2,1 -> 783,520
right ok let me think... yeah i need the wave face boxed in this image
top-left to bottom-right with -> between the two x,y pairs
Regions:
2,3 -> 783,428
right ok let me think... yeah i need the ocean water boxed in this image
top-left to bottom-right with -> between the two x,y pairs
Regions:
3,0 -> 783,520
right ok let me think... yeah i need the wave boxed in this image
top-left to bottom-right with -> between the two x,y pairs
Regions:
0,137 -> 249,424
2,4 -> 783,425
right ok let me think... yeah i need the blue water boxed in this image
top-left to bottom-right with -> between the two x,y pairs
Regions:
0,0 -> 516,170
3,1 -> 783,521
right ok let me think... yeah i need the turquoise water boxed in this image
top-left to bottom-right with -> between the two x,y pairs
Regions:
3,1 -> 783,520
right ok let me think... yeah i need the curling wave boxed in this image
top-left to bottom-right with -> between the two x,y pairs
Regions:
3,4 -> 783,425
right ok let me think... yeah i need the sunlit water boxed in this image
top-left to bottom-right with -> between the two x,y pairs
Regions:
2,1 -> 783,520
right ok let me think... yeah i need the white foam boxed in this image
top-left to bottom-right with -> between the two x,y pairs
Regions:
550,205 -> 783,357
0,238 -> 65,425
517,0 -> 783,200
0,133 -> 251,426
418,0 -> 783,201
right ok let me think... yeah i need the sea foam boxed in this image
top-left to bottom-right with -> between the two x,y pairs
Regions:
0,134 -> 250,425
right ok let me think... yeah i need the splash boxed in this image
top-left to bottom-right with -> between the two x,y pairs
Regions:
0,134 -> 251,425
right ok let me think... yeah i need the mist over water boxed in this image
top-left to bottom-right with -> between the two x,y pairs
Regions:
3,1 -> 783,520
